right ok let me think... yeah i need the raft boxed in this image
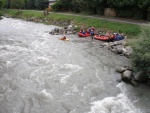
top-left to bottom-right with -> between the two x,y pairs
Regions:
94,35 -> 114,41
59,37 -> 70,41
78,32 -> 91,37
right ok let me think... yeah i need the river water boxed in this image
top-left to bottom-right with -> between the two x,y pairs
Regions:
0,17 -> 150,113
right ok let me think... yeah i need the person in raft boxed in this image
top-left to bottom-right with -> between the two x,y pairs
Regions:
61,30 -> 67,40
82,29 -> 86,34
91,27 -> 95,32
87,26 -> 91,34
80,28 -> 83,33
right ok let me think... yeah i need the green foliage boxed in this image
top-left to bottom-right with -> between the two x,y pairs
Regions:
1,0 -> 10,8
116,6 -> 145,20
138,0 -> 150,9
3,0 -> 11,8
10,0 -> 25,11
35,0 -> 49,10
25,0 -> 36,9
52,0 -> 150,20
131,27 -> 150,79
107,0 -> 136,8
51,1 -> 62,11
0,0 -> 4,8
147,7 -> 150,21
52,0 -> 72,11
0,0 -> 4,17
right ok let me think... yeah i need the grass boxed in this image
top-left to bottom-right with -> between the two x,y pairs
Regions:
3,9 -> 141,38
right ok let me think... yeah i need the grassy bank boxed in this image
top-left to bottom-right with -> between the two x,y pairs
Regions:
3,9 -> 141,38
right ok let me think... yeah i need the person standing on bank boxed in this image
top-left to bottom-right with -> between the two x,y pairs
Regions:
90,29 -> 94,39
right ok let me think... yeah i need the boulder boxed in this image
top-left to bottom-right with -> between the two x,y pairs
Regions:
116,67 -> 126,73
72,30 -> 77,34
124,46 -> 133,57
121,70 -> 132,83
100,42 -> 109,47
122,41 -> 127,46
122,47 -> 127,55
116,41 -> 123,45
134,71 -> 147,82
112,45 -> 123,54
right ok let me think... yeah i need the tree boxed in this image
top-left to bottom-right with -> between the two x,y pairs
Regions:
131,27 -> 150,81
0,0 -> 4,18
137,0 -> 150,19
10,0 -> 25,12
25,0 -> 36,9
35,0 -> 49,10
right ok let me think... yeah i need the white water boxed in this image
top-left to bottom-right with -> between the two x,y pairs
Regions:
88,83 -> 141,113
0,17 -> 149,113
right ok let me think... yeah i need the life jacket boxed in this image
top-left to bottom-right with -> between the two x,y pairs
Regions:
92,27 -> 95,31
80,29 -> 83,33
108,34 -> 111,38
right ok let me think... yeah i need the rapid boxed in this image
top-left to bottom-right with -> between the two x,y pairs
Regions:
0,17 -> 150,113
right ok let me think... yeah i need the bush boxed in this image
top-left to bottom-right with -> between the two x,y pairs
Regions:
147,7 -> 150,21
45,7 -> 53,12
116,6 -> 145,20
0,10 -> 2,16
96,6 -> 104,15
131,27 -> 150,80
51,2 -> 61,11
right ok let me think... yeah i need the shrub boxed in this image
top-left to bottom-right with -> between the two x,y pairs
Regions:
147,7 -> 150,21
116,6 -> 145,20
131,27 -> 150,80
45,7 -> 53,12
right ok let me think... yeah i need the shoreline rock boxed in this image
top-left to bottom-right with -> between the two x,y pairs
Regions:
100,40 -> 133,58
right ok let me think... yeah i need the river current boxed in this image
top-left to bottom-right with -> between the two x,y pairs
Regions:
0,17 -> 150,113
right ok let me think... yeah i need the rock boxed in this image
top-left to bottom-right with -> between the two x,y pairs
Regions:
72,30 -> 77,34
134,71 -> 147,82
124,46 -> 133,57
116,41 -> 123,45
0,17 -> 3,20
121,70 -> 132,83
130,79 -> 138,87
111,45 -> 123,54
126,65 -> 134,71
100,42 -> 109,47
111,48 -> 118,53
116,67 -> 126,73
122,47 -> 127,55
116,79 -> 122,83
108,46 -> 112,50
100,45 -> 103,48
116,46 -> 123,54
54,28 -> 60,33
122,41 -> 127,46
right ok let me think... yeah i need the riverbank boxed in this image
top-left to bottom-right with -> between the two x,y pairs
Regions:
3,9 -> 141,39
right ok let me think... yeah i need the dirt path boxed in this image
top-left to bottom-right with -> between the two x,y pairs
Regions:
22,10 -> 149,26
50,12 -> 149,26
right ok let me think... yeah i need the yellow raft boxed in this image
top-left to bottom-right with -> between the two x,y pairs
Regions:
59,37 -> 70,41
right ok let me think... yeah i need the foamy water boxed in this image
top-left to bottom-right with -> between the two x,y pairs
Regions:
88,83 -> 141,113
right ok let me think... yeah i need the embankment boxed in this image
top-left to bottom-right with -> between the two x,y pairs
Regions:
3,9 -> 141,38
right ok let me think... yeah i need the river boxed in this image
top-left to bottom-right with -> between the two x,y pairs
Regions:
0,17 -> 150,113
